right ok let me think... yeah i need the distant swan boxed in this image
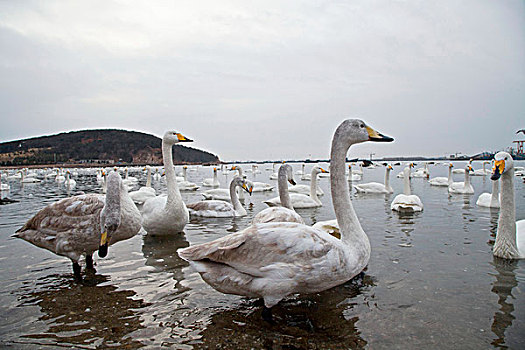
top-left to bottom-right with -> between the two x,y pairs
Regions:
129,166 -> 156,206
289,166 -> 326,196
178,119 -> 393,321
142,131 -> 193,235
490,152 -> 524,259
252,164 -> 304,224
391,167 -> 423,212
187,177 -> 252,217
429,163 -> 453,186
448,165 -> 474,194
472,161 -> 491,176
347,164 -> 362,182
264,165 -> 327,209
178,166 -> 199,191
353,165 -> 393,194
202,167 -> 220,187
14,171 -> 142,280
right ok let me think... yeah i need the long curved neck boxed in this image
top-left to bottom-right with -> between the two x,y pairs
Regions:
347,165 -> 352,181
491,178 -> 499,200
464,170 -> 470,185
183,167 -> 188,181
447,166 -> 452,184
162,140 -> 182,207
146,168 -> 152,187
213,169 -> 218,183
403,171 -> 411,195
330,138 -> 366,246
494,168 -> 519,258
278,170 -> 293,210
384,168 -> 391,188
230,180 -> 246,215
310,170 -> 320,203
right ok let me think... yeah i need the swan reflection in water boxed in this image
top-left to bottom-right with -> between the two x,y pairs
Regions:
490,257 -> 520,348
18,274 -> 147,349
198,274 -> 375,349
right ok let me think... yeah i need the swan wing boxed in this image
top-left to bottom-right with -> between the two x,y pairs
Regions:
252,207 -> 304,224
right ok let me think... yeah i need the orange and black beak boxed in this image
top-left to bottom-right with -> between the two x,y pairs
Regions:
176,133 -> 193,142
366,126 -> 394,142
98,231 -> 109,258
491,160 -> 505,180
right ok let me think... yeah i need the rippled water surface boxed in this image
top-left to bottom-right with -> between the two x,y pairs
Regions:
1,162 -> 524,349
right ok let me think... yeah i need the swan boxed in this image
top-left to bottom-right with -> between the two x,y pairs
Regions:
55,169 -> 66,183
122,168 -> 138,188
187,177 -> 252,217
448,165 -> 474,194
177,119 -> 393,320
353,165 -> 393,194
142,131 -> 193,235
252,164 -> 304,225
64,171 -> 76,189
269,163 -> 279,180
263,165 -> 327,209
178,166 -> 199,191
396,163 -> 414,178
476,177 -> 500,208
21,171 -> 41,183
202,167 -> 220,187
347,164 -> 362,182
129,166 -> 156,205
490,152 -> 524,259
288,166 -> 326,196
412,162 -> 429,178
472,161 -> 491,176
295,163 -> 305,176
429,163 -> 453,186
390,167 -> 423,212
13,171 -> 142,280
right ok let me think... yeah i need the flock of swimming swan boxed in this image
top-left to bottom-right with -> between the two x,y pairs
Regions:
5,119 -> 524,321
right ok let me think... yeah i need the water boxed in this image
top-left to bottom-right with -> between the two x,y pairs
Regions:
1,162 -> 524,349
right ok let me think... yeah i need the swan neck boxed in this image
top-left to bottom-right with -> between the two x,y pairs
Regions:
385,168 -> 391,188
494,168 -> 518,258
183,167 -> 187,181
310,170 -> 320,203
491,178 -> 500,200
464,170 -> 470,185
278,171 -> 293,210
230,180 -> 244,214
403,172 -> 411,195
162,140 -> 182,206
330,138 -> 366,246
146,168 -> 152,187
448,166 -> 452,184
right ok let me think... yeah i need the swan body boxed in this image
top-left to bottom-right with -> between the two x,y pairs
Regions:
202,188 -> 231,202
476,178 -> 500,208
21,172 -> 42,183
178,119 -> 393,316
253,164 -> 304,225
312,219 -> 341,239
264,166 -> 327,209
353,165 -> 393,193
490,152 -> 524,259
64,171 -> 76,189
472,161 -> 491,176
14,171 -> 142,279
391,167 -> 423,212
288,184 -> 323,196
202,167 -> 220,187
448,165 -> 474,194
187,177 -> 252,217
122,168 -> 138,188
412,163 -> 429,178
429,163 -> 453,186
142,131 -> 192,235
178,166 -> 199,191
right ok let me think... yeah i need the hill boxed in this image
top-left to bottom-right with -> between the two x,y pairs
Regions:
0,129 -> 220,166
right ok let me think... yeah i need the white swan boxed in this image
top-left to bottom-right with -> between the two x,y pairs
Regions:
429,163 -> 453,186
448,165 -> 474,194
21,171 -> 41,183
472,161 -> 491,176
412,162 -> 429,178
353,165 -> 393,194
476,177 -> 500,208
13,171 -> 142,279
252,164 -> 304,225
264,165 -> 327,209
177,119 -> 393,320
347,164 -> 362,182
64,171 -> 76,189
490,152 -> 524,259
142,131 -> 193,235
122,167 -> 138,188
129,166 -> 156,205
187,177 -> 252,217
289,166 -> 326,196
178,166 -> 199,191
396,163 -> 413,178
391,167 -> 423,212
202,167 -> 220,187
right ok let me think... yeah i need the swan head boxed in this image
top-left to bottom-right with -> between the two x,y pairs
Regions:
334,119 -> 392,148
163,131 -> 193,145
243,180 -> 254,195
99,171 -> 123,258
386,164 -> 393,170
491,151 -> 513,180
312,165 -> 329,175
449,163 -> 453,168
279,163 -> 296,185
466,164 -> 473,172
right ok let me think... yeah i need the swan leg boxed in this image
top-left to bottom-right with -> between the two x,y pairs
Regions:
72,261 -> 82,281
85,254 -> 95,271
262,306 -> 273,323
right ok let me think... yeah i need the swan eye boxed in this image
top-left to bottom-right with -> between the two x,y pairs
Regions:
360,124 -> 365,128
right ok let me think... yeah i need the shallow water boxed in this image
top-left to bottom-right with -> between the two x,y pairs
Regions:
1,162 -> 524,349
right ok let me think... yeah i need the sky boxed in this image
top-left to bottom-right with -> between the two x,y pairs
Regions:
0,0 -> 524,162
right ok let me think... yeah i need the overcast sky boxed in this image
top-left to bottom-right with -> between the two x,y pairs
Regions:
1,0 -> 524,161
